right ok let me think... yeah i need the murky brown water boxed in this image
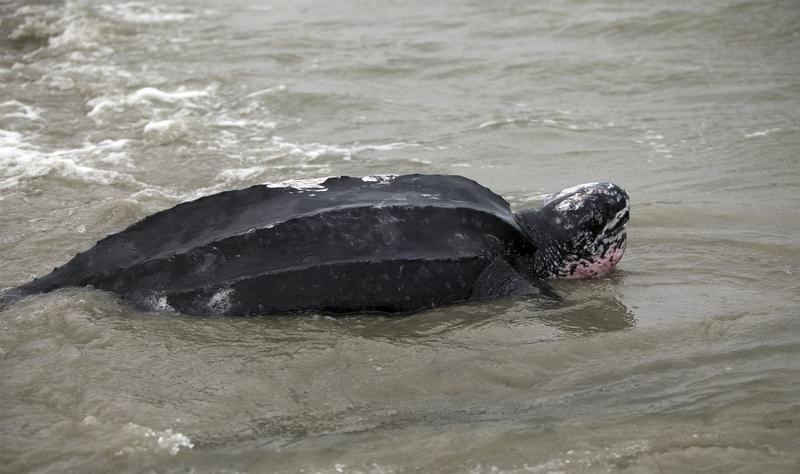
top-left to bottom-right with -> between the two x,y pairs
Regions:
2,0 -> 799,472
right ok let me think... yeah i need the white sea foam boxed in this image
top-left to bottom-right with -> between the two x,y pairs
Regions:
96,2 -> 197,24
744,128 -> 781,138
143,119 -> 176,133
244,84 -> 288,98
128,87 -> 211,104
217,167 -> 267,183
476,114 -> 603,132
88,86 -> 214,118
269,137 -> 357,160
8,7 -> 62,42
642,128 -> 672,158
0,129 -> 160,193
214,119 -> 248,128
37,63 -> 131,90
214,116 -> 278,131
22,0 -> 111,52
270,136 -> 418,161
117,423 -> 193,456
524,440 -> 650,472
0,100 -> 41,121
86,99 -> 115,117
367,142 -> 416,152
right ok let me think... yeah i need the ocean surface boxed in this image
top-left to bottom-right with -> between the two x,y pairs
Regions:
1,0 -> 799,472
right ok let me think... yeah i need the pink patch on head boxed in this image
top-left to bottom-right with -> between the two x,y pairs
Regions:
562,241 -> 626,279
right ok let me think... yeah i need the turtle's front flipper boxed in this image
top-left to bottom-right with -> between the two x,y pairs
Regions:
471,257 -> 557,301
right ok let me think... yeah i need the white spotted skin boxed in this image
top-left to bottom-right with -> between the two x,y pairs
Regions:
143,293 -> 175,312
547,182 -> 602,199
545,182 -> 615,210
547,182 -> 602,214
205,287 -> 235,314
534,182 -> 630,279
599,206 -> 629,244
559,239 -> 626,279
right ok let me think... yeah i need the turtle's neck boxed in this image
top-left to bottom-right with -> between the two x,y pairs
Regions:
514,208 -> 568,280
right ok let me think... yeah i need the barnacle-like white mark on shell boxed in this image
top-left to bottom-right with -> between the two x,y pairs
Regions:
206,287 -> 235,314
361,174 -> 397,183
266,177 -> 331,191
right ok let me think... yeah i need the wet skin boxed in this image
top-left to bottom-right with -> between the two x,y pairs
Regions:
4,175 -> 630,316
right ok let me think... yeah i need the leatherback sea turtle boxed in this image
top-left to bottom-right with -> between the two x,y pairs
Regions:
2,174 -> 629,315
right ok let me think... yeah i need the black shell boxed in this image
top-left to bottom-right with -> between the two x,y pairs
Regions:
22,174 -> 535,315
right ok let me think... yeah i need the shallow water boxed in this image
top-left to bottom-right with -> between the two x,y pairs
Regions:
1,0 -> 799,472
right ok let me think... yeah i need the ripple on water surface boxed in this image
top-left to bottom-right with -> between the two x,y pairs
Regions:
1,0 -> 800,472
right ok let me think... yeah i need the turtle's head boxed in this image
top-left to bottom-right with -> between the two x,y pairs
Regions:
518,182 -> 629,279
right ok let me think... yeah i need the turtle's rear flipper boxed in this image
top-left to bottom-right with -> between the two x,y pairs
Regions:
471,257 -> 559,301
